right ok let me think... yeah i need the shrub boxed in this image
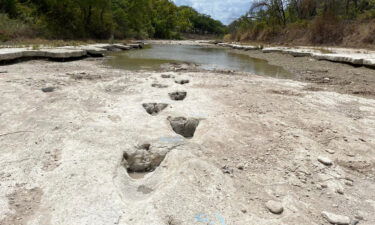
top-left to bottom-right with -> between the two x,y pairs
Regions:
309,13 -> 343,44
358,9 -> 375,21
0,13 -> 36,42
223,34 -> 232,42
362,20 -> 375,44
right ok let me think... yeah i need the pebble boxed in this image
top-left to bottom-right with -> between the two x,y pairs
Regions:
318,156 -> 333,166
336,187 -> 344,195
265,200 -> 284,214
325,149 -> 336,154
221,165 -> 233,174
161,74 -> 172,78
42,87 -> 55,93
321,211 -> 350,225
237,164 -> 245,170
346,152 -> 356,157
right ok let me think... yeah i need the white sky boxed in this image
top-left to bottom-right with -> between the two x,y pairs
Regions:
172,0 -> 252,25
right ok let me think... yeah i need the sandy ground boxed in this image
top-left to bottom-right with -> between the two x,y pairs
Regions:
0,50 -> 375,225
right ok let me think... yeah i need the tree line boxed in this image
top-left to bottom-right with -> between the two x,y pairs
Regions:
0,0 -> 226,41
228,0 -> 375,45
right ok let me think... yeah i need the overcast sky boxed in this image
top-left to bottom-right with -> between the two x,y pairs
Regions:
172,0 -> 252,25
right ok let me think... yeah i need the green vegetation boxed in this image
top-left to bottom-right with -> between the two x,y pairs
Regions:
0,0 -> 226,41
228,0 -> 375,45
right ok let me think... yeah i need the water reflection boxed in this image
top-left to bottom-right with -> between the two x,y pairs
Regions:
107,44 -> 291,78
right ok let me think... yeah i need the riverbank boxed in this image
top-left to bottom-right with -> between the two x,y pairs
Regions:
217,42 -> 375,98
0,41 -> 374,225
0,42 -> 144,64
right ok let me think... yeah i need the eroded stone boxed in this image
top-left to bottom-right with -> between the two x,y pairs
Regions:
122,143 -> 166,173
142,103 -> 168,115
167,117 -> 200,138
169,91 -> 187,101
175,79 -> 190,85
151,83 -> 168,88
321,211 -> 350,225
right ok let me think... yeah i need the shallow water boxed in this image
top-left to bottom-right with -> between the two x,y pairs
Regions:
107,44 -> 291,78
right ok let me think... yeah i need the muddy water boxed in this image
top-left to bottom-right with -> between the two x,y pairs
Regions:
106,44 -> 292,78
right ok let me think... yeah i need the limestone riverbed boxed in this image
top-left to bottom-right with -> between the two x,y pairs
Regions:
0,41 -> 375,225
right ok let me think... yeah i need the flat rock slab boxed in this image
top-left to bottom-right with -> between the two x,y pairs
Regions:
0,48 -> 27,61
44,49 -> 87,58
312,53 -> 364,65
0,43 -> 134,63
243,45 -> 260,50
89,43 -> 131,51
363,58 -> 375,67
63,46 -> 107,56
128,43 -> 142,49
112,44 -> 131,50
0,48 -> 87,61
219,42 -> 375,68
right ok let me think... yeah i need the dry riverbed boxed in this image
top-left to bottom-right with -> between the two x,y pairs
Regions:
230,48 -> 375,98
0,44 -> 375,225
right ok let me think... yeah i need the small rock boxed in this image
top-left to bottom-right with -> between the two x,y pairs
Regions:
351,219 -> 360,225
321,211 -> 350,225
41,87 -> 55,93
346,152 -> 356,157
358,138 -> 366,142
318,156 -> 333,166
265,200 -> 283,214
344,180 -> 353,186
237,164 -> 245,170
323,77 -> 331,83
175,79 -> 190,85
355,211 -> 365,221
222,165 -> 233,174
161,74 -> 172,78
325,149 -> 336,154
336,188 -> 344,195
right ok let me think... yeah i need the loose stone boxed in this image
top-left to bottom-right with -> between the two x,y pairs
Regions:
161,74 -> 172,78
318,156 -> 333,166
42,87 -> 55,93
325,149 -> 336,154
321,211 -> 350,225
175,79 -> 190,85
265,200 -> 284,214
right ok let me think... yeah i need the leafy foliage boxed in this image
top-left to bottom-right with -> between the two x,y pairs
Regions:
228,0 -> 375,44
0,0 -> 226,40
